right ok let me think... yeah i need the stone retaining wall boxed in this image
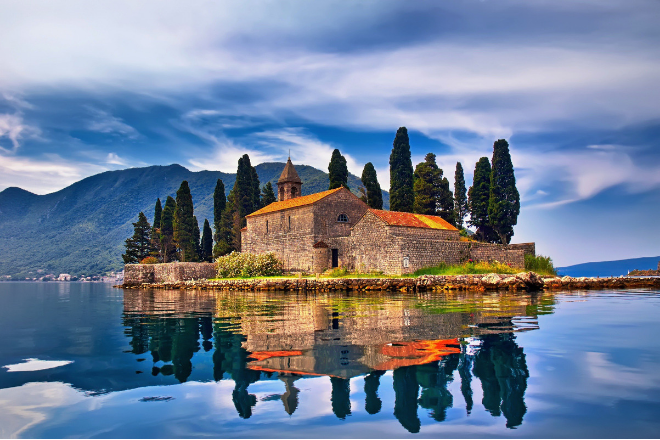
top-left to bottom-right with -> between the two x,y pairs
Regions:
124,262 -> 216,286
120,273 -> 660,292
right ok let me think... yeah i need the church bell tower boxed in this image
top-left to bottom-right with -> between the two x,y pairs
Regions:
277,157 -> 302,201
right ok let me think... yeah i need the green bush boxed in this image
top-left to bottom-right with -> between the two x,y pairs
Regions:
215,251 -> 283,278
139,256 -> 159,264
524,254 -> 557,276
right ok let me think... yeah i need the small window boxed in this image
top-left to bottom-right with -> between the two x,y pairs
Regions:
337,213 -> 349,223
291,187 -> 297,198
288,216 -> 291,230
403,257 -> 410,268
266,220 -> 268,233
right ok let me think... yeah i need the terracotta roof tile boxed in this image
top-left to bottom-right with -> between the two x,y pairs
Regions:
369,209 -> 458,230
247,187 -> 343,217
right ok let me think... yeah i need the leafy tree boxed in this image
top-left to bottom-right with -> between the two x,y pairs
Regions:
122,212 -> 155,263
150,198 -> 163,260
193,215 -> 201,260
389,127 -> 414,212
488,139 -> 520,244
250,165 -> 261,211
213,179 -> 226,243
201,219 -> 213,262
468,157 -> 497,242
361,162 -> 383,209
438,176 -> 456,225
328,149 -> 349,190
454,162 -> 468,229
160,196 -> 178,262
413,153 -> 442,215
261,181 -> 276,206
174,181 -> 198,262
153,198 -> 162,230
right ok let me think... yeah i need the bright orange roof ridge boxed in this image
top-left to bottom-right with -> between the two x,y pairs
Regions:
368,209 -> 458,231
246,187 -> 344,217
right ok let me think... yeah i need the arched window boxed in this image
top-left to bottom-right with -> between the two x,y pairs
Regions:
337,213 -> 349,223
291,186 -> 297,198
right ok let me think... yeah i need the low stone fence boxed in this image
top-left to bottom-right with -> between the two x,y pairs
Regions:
120,272 -> 660,292
124,262 -> 216,286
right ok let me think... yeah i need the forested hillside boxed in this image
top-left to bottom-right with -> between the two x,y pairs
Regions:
0,163 -> 389,277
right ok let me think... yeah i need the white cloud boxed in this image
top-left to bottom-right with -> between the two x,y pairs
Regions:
86,108 -> 139,139
105,152 -> 130,166
0,153 -> 107,194
0,113 -> 39,153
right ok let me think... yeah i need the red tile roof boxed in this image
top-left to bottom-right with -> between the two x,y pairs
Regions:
369,209 -> 458,230
246,187 -> 344,217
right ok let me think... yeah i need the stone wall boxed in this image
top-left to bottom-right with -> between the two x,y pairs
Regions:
506,242 -> 536,257
349,211 -> 402,274
468,242 -> 525,268
124,262 -> 216,286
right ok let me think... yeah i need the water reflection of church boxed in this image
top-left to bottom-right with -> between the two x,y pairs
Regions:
123,290 -> 551,431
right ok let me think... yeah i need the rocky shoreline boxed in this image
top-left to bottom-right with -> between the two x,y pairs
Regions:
119,272 -> 660,292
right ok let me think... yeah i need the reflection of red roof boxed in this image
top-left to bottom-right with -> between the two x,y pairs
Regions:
374,338 -> 461,370
369,209 -> 458,230
246,188 -> 344,217
248,350 -> 303,362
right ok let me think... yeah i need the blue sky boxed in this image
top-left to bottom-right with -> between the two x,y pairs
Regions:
0,0 -> 659,266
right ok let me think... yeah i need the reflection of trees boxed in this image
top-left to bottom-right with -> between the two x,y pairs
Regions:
417,355 -> 458,422
364,370 -> 385,414
472,333 -> 529,428
331,377 -> 352,419
393,366 -> 421,433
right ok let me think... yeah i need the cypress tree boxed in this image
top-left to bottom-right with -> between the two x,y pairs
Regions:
150,198 -> 163,259
488,139 -> 520,244
213,179 -> 226,242
413,153 -> 441,215
328,149 -> 349,190
122,212 -> 154,263
389,127 -> 414,212
192,215 -> 201,261
454,163 -> 468,229
250,165 -> 261,211
160,196 -> 177,262
261,181 -> 276,206
468,157 -> 496,242
201,218 -> 213,262
361,162 -> 383,209
438,176 -> 456,226
153,198 -> 162,230
174,181 -> 197,262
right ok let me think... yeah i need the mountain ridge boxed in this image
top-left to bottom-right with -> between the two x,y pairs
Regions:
556,255 -> 660,278
0,162 -> 389,277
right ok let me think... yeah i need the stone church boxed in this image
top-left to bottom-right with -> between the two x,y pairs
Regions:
241,159 -> 534,275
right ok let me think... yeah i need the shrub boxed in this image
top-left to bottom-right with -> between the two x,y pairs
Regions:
140,256 -> 159,264
414,260 -> 520,276
215,251 -> 283,278
524,254 -> 557,276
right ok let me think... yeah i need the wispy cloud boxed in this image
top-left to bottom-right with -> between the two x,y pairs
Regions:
0,113 -> 39,153
86,108 -> 139,139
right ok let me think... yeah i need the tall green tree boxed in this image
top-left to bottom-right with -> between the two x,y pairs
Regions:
213,179 -> 226,242
174,181 -> 198,262
488,139 -> 520,244
150,198 -> 163,259
389,127 -> 414,212
160,196 -> 178,262
250,165 -> 262,210
413,153 -> 442,215
201,219 -> 213,262
122,212 -> 154,263
468,157 -> 496,242
438,176 -> 456,226
261,181 -> 277,206
361,162 -> 383,209
192,215 -> 201,260
454,163 -> 468,229
328,149 -> 349,190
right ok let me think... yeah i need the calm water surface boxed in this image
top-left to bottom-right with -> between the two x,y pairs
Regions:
0,282 -> 659,438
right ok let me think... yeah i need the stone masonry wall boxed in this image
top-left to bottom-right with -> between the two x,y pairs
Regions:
506,242 -> 536,257
468,242 -> 525,268
124,262 -> 216,285
242,204 -> 317,272
312,188 -> 369,239
349,211 -> 402,274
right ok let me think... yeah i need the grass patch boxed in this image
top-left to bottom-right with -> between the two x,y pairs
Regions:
413,260 -> 521,276
524,254 -> 557,276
